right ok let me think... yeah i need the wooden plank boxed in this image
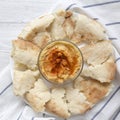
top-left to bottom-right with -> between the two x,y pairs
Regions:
0,23 -> 25,46
0,0 -> 57,23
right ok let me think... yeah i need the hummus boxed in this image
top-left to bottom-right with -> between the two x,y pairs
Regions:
38,40 -> 83,84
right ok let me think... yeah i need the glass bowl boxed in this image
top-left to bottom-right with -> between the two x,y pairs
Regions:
38,40 -> 83,85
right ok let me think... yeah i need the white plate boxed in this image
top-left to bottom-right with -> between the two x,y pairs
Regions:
10,8 -> 119,120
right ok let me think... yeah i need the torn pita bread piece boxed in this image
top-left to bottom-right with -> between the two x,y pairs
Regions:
71,13 -> 107,44
63,12 -> 75,39
81,40 -> 114,66
50,10 -> 67,40
18,14 -> 55,41
74,76 -> 112,104
32,32 -> 52,48
13,70 -> 38,96
11,39 -> 40,70
25,79 -> 51,112
50,10 -> 76,41
14,61 -> 40,79
65,87 -> 92,115
46,88 -> 70,118
81,57 -> 116,83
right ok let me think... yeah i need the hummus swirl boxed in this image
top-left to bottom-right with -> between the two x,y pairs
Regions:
39,41 -> 83,84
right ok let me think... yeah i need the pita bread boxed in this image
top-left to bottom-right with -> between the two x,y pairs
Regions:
74,76 -> 112,104
72,14 -> 106,43
46,85 -> 92,117
18,14 -> 55,41
51,10 -> 106,44
11,39 -> 40,70
32,32 -> 52,48
63,15 -> 75,39
25,79 -> 51,112
11,10 -> 116,118
81,57 -> 116,83
50,11 -> 67,40
81,40 -> 113,66
18,10 -> 107,46
66,87 -> 91,115
46,88 -> 70,118
13,70 -> 37,96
